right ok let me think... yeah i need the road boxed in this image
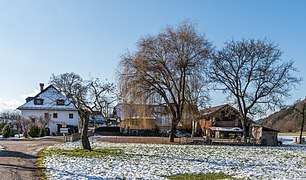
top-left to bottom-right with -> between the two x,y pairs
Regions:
0,137 -> 63,180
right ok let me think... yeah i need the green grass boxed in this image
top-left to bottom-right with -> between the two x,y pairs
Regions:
165,173 -> 237,180
278,132 -> 305,136
43,147 -> 125,157
35,147 -> 48,180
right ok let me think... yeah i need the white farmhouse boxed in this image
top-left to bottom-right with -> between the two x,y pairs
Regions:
17,83 -> 79,135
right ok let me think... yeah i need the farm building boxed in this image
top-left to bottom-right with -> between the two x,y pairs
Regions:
198,104 -> 246,138
198,104 -> 278,145
252,124 -> 278,146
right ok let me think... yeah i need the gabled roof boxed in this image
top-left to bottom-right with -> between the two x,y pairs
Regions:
200,104 -> 229,115
199,104 -> 258,125
199,104 -> 239,119
17,85 -> 77,111
252,124 -> 278,132
89,112 -> 106,122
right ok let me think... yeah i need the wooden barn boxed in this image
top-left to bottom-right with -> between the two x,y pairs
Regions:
198,104 -> 246,138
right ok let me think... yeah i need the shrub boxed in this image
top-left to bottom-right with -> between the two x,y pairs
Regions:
39,128 -> 45,137
0,123 -> 5,133
28,124 -> 41,138
2,124 -> 11,138
10,129 -> 16,137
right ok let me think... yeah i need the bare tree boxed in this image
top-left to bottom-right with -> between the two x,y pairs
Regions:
50,72 -> 116,150
118,22 -> 212,142
37,115 -> 51,130
209,39 -> 302,142
20,118 -> 32,138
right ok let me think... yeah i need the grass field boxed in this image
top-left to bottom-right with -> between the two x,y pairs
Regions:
41,141 -> 306,179
278,132 -> 305,136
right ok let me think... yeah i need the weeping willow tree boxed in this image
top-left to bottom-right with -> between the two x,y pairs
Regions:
118,22 -> 212,142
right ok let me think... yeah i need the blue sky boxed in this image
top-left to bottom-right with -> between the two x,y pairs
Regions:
0,0 -> 305,113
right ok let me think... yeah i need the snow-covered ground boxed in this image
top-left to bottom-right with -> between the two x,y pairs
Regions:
44,142 -> 306,180
278,135 -> 306,145
0,134 -> 23,140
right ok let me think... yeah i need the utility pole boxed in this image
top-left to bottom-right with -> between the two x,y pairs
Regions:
299,103 -> 305,144
295,102 -> 305,144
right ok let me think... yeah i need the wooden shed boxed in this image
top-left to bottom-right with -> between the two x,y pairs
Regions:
252,124 -> 278,146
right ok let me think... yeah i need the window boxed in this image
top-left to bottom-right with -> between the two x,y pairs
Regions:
53,113 -> 58,118
34,98 -> 44,105
44,113 -> 49,119
69,113 -> 74,119
56,99 -> 65,106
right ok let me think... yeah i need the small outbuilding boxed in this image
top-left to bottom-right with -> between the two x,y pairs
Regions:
252,124 -> 278,146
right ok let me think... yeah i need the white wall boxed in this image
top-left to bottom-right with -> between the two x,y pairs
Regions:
21,110 -> 79,134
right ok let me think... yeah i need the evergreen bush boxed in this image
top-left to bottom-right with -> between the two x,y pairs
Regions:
28,124 -> 41,138
2,124 -> 11,138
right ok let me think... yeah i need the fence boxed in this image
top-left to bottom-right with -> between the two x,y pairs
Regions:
64,130 -> 94,142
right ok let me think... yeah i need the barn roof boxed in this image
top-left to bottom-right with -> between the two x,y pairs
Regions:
209,126 -> 243,132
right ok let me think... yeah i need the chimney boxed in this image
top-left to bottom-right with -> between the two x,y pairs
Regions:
39,83 -> 44,92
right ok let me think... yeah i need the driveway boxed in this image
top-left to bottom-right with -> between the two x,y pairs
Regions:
0,137 -> 63,180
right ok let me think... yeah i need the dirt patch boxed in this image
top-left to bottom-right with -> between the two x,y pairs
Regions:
92,136 -> 191,144
0,137 -> 63,180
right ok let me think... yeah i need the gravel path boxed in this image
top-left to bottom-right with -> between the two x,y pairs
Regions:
0,137 -> 63,180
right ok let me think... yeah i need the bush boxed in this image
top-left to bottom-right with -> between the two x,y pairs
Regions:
28,124 -> 41,138
39,128 -> 45,137
0,123 -> 5,133
10,129 -> 16,137
2,124 -> 11,138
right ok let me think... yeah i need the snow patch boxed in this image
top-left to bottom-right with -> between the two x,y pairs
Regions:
44,142 -> 306,179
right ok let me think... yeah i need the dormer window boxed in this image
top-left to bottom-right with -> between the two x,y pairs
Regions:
56,99 -> 65,106
34,98 -> 44,105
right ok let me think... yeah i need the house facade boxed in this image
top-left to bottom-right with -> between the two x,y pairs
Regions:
114,103 -> 197,134
17,83 -> 79,135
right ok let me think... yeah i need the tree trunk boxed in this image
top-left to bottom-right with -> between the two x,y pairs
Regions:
241,120 -> 247,143
169,122 -> 176,142
191,119 -> 195,138
81,115 -> 92,151
299,104 -> 305,144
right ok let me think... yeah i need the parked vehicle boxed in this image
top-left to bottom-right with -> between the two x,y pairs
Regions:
175,130 -> 191,138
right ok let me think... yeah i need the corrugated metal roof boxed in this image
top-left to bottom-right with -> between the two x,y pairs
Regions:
209,126 -> 243,132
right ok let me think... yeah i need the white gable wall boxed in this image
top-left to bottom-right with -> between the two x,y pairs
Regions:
21,109 -> 79,135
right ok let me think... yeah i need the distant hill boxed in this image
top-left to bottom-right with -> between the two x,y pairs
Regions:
260,99 -> 305,132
